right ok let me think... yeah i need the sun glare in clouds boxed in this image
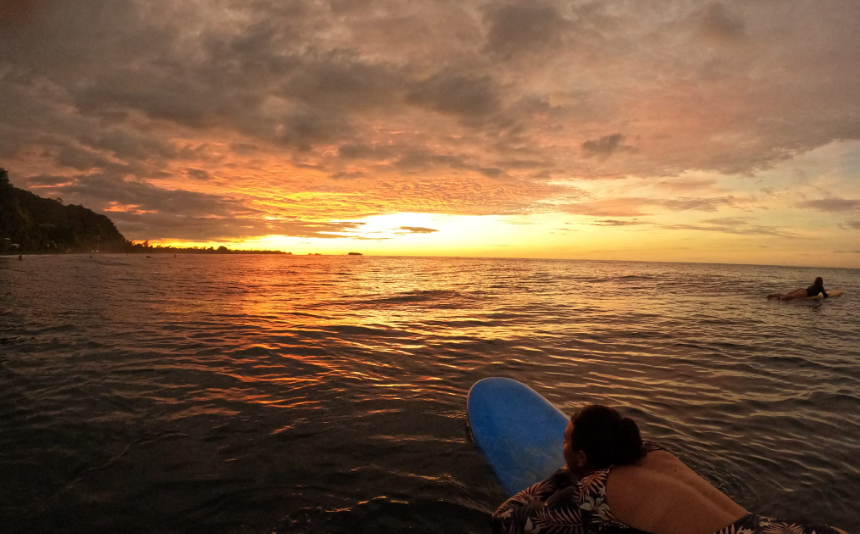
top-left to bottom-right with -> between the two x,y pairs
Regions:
2,1 -> 860,266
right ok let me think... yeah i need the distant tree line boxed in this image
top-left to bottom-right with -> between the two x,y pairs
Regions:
0,167 -> 287,255
129,241 -> 289,255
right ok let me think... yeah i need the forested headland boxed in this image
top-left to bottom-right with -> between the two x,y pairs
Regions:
0,168 -> 287,255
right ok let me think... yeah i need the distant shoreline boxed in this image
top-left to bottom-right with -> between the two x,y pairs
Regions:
4,253 -> 858,270
0,250 -> 288,257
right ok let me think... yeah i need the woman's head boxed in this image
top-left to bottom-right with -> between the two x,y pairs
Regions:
563,405 -> 644,473
815,277 -> 823,285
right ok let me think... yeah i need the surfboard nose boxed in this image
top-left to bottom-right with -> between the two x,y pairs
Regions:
467,378 -> 570,494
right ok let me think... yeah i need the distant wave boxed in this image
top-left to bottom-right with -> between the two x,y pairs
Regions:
351,289 -> 471,307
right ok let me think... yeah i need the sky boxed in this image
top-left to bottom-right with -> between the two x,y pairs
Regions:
1,0 -> 859,267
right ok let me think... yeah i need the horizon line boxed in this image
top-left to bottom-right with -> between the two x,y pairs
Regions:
4,252 -> 857,272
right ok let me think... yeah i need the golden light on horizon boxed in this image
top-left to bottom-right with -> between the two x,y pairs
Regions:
3,1 -> 859,267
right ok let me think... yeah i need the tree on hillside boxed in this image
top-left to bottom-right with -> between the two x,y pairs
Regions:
0,168 -> 283,255
0,166 -> 129,253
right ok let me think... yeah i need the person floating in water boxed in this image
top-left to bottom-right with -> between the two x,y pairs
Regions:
18,254 -> 23,261
767,277 -> 828,300
492,405 -> 848,534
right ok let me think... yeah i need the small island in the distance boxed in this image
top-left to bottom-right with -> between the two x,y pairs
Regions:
0,167 -> 287,256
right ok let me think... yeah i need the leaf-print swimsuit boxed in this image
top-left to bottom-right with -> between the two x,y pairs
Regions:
491,442 -> 845,534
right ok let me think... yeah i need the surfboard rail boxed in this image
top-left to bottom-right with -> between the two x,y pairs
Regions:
805,289 -> 843,299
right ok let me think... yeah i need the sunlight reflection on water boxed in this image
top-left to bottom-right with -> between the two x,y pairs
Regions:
0,255 -> 859,533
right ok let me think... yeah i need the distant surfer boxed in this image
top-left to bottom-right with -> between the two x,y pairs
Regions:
18,254 -> 22,261
493,404 -> 849,534
767,277 -> 828,300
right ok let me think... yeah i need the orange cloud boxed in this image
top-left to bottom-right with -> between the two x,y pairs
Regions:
1,0 -> 858,261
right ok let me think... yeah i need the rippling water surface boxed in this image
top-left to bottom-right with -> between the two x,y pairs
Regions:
1,255 -> 859,534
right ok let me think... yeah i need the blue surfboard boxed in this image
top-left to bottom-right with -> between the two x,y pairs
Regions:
467,377 -> 569,495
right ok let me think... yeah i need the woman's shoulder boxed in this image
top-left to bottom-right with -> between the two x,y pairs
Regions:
604,447 -> 749,534
602,443 -> 683,514
643,440 -> 669,453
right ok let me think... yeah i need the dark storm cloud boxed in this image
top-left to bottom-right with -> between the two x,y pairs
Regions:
333,136 -> 543,178
23,171 -> 369,240
77,129 -> 178,163
698,3 -> 747,42
71,71 -> 261,131
330,171 -> 366,180
477,167 -> 506,178
230,143 -> 261,155
797,198 -> 860,212
393,150 -> 469,173
281,52 -> 403,112
26,175 -> 72,187
1,0 -> 860,247
185,168 -> 211,181
283,115 -> 343,151
0,0 -> 46,29
840,220 -> 860,230
382,148 -> 511,179
1,0 -> 361,152
1,2 -> 172,77
581,134 -> 636,159
338,144 -> 396,161
55,145 -> 122,172
4,0 -> 860,182
29,173 -> 255,218
406,73 -> 501,118
483,2 -> 568,59
0,79 -> 169,172
107,210 -> 365,241
496,159 -> 545,170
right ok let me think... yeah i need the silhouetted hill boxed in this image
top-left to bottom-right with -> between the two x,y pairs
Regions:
1,168 -> 127,253
1,168 -> 290,255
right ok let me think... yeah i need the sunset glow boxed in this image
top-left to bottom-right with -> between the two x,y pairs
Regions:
2,1 -> 859,266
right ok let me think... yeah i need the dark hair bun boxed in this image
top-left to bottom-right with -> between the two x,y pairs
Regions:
616,417 -> 644,464
571,405 -> 644,469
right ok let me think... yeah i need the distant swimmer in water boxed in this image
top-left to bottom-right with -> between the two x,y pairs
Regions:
18,254 -> 23,261
493,404 -> 850,534
767,277 -> 828,300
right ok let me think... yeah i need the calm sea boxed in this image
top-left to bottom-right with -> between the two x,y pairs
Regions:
1,255 -> 859,534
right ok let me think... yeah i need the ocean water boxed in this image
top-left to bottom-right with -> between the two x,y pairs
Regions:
1,255 -> 858,534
